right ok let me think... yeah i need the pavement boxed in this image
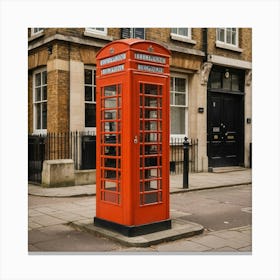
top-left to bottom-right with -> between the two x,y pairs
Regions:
28,168 -> 252,197
28,168 -> 252,251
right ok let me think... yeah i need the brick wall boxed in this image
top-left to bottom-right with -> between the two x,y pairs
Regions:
207,28 -> 252,62
47,69 -> 69,133
28,74 -> 33,134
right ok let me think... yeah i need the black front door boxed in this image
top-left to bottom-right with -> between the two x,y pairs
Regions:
207,92 -> 244,167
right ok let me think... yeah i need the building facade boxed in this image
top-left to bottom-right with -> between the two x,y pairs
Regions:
28,28 -> 252,172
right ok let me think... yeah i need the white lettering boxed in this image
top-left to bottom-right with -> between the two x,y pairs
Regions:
135,53 -> 166,64
138,64 -> 164,73
100,53 -> 126,66
101,64 -> 124,75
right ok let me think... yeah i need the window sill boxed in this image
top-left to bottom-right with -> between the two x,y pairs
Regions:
32,129 -> 47,135
170,33 -> 196,45
84,31 -> 113,41
170,135 -> 188,142
28,31 -> 45,42
216,41 -> 243,53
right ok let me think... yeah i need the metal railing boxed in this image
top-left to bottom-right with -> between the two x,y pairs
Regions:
28,133 -> 198,183
28,131 -> 96,183
170,138 -> 198,174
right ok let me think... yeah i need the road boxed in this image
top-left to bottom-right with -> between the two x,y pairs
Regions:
28,184 -> 251,252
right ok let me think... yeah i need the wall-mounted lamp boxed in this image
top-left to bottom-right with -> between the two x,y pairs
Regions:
224,71 -> 230,79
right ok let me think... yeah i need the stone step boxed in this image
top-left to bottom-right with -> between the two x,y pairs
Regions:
210,166 -> 247,173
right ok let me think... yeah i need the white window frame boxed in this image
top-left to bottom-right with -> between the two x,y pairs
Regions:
33,68 -> 47,135
31,28 -> 44,36
170,74 -> 189,140
84,28 -> 113,41
216,28 -> 242,52
85,28 -> 107,36
170,28 -> 196,44
84,66 -> 96,133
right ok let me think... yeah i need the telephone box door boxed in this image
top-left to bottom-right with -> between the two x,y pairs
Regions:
133,75 -> 170,225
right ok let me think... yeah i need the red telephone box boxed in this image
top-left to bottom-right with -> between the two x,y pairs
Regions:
94,39 -> 171,236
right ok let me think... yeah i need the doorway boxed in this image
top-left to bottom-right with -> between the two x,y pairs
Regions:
207,91 -> 244,167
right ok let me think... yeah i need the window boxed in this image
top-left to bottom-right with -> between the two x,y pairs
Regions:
209,67 -> 244,92
121,28 -> 145,39
31,28 -> 44,36
171,28 -> 190,38
85,28 -> 107,36
216,28 -> 238,47
170,28 -> 195,44
170,76 -> 188,137
33,69 -> 47,133
84,67 -> 96,128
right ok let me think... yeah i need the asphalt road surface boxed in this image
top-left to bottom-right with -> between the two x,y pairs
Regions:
170,184 -> 251,232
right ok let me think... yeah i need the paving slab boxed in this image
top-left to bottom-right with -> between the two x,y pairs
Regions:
29,215 -> 65,227
156,239 -> 211,252
69,219 -> 204,248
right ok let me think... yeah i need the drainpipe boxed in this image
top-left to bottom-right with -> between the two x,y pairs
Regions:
68,42 -> 71,133
202,28 -> 208,62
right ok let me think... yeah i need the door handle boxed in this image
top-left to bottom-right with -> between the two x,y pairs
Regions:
133,136 -> 138,144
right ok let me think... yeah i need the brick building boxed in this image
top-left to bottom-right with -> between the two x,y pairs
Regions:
28,28 -> 252,172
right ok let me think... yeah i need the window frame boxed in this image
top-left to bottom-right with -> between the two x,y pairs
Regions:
33,68 -> 47,135
216,28 -> 242,52
84,65 -> 96,132
170,28 -> 195,44
85,28 -> 107,36
121,28 -> 145,39
31,28 -> 44,36
170,74 -> 189,139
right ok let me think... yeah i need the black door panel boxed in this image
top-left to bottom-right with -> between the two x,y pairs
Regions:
207,92 -> 244,167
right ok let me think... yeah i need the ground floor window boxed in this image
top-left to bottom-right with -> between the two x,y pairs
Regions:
170,75 -> 188,138
33,68 -> 47,133
84,66 -> 96,129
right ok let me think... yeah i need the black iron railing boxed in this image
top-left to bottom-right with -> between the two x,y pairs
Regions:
169,138 -> 198,174
28,132 -> 198,183
28,131 -> 96,183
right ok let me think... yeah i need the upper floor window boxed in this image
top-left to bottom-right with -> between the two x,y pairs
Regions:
85,28 -> 107,36
121,28 -> 145,39
84,66 -> 96,129
171,28 -> 191,39
31,28 -> 44,36
33,68 -> 47,133
170,28 -> 195,44
216,28 -> 238,47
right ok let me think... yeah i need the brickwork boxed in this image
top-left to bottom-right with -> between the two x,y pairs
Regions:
28,74 -> 33,134
207,28 -> 252,62
145,28 -> 203,51
47,70 -> 69,133
171,52 -> 202,71
80,47 -> 98,65
28,48 -> 48,70
108,28 -> 121,39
